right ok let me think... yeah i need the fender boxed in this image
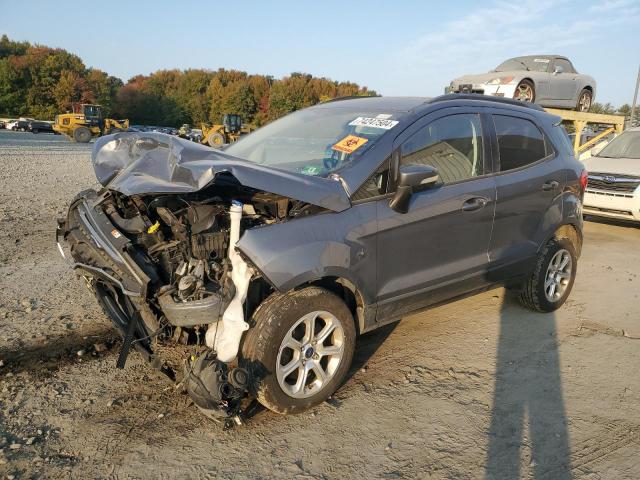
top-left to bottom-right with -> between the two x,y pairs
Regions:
236,203 -> 378,305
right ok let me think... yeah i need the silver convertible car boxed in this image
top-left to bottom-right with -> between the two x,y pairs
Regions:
448,55 -> 596,112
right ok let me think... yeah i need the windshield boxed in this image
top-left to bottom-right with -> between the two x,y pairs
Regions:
495,57 -> 550,73
596,131 -> 640,159
225,107 -> 399,177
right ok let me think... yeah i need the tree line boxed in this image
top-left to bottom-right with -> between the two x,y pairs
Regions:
0,35 -> 376,127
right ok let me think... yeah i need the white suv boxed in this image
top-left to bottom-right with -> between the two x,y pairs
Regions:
582,127 -> 640,223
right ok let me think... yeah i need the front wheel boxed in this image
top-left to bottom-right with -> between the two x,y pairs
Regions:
514,79 -> 535,103
207,132 -> 225,148
73,126 -> 92,143
241,286 -> 356,414
518,238 -> 577,312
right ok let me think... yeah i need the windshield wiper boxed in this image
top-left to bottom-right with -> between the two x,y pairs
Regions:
517,61 -> 530,71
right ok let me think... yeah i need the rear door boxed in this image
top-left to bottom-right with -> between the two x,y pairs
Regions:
375,108 -> 497,320
487,111 -> 564,276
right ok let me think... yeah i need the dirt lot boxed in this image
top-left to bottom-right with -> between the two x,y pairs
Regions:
0,129 -> 639,480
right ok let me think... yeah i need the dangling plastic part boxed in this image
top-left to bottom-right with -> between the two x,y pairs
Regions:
205,200 -> 253,362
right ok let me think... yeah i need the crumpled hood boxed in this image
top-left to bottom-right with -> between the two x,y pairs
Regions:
91,132 -> 351,212
451,71 -> 523,85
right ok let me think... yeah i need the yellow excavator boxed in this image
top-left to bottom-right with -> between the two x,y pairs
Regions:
200,114 -> 253,148
53,104 -> 129,143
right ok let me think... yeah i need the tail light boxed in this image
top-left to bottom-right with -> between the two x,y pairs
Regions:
580,170 -> 588,193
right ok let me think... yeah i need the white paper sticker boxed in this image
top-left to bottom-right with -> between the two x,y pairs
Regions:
349,117 -> 399,130
533,58 -> 550,63
376,113 -> 393,119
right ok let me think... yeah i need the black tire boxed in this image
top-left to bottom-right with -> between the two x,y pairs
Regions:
207,132 -> 225,148
32,129 -> 39,134
514,79 -> 535,103
518,237 -> 577,312
73,126 -> 92,143
11,126 -> 17,131
575,88 -> 592,112
240,286 -> 356,414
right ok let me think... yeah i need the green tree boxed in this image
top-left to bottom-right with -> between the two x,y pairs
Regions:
221,81 -> 256,122
589,102 -> 615,115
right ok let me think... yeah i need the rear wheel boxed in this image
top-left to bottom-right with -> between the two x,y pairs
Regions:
32,129 -> 39,134
241,286 -> 356,414
576,89 -> 592,112
73,126 -> 92,143
518,238 -> 577,312
207,132 -> 225,148
514,79 -> 535,103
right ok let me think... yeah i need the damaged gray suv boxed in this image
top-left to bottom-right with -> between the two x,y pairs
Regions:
58,94 -> 586,419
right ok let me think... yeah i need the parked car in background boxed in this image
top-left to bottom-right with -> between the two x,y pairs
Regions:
583,127 -> 640,223
59,94 -> 585,419
28,120 -> 58,134
11,120 -> 31,131
0,120 -> 5,129
449,55 -> 596,111
5,120 -> 19,130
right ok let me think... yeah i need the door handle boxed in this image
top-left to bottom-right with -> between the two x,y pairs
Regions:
542,180 -> 560,191
462,197 -> 489,212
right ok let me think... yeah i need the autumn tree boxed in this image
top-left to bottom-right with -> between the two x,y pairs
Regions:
0,35 -> 377,124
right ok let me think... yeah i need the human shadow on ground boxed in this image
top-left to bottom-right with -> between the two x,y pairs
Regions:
485,296 -> 572,479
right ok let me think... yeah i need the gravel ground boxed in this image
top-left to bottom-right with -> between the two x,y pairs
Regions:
0,129 -> 639,479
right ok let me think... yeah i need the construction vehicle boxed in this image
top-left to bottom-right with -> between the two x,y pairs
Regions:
200,114 -> 253,148
53,104 -> 129,143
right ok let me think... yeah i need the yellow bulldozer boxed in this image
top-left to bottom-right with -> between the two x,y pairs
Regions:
200,114 -> 253,148
53,104 -> 129,143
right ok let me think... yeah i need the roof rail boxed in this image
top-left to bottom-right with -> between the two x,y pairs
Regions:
428,93 -> 545,112
321,95 -> 380,104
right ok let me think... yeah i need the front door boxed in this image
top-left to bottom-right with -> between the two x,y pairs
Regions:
375,110 -> 497,321
549,59 -> 578,102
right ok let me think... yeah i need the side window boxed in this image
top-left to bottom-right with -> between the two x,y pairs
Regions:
351,158 -> 391,202
555,58 -> 575,74
493,115 -> 549,171
400,114 -> 484,184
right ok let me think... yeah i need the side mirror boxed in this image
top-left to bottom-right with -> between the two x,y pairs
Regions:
553,65 -> 563,75
389,164 -> 439,214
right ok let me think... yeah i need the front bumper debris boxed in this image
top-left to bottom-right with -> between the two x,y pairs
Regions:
57,191 -> 160,369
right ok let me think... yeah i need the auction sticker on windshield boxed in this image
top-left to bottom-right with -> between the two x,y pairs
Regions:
332,135 -> 368,154
349,117 -> 399,130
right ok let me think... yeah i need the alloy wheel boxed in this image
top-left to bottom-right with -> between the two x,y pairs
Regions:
544,249 -> 572,302
276,310 -> 345,399
515,83 -> 534,102
578,92 -> 591,112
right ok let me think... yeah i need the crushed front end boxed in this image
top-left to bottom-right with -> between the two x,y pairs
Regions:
57,132 -> 338,419
58,187 -> 265,417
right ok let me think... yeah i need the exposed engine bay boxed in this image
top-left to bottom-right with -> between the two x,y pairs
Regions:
61,173 -> 321,420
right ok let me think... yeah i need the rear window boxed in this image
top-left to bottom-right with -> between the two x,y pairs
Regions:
493,115 -> 550,171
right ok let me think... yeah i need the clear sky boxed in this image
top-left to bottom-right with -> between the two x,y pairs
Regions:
2,0 -> 639,106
